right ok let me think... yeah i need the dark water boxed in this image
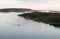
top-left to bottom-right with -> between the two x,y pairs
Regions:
0,12 -> 60,39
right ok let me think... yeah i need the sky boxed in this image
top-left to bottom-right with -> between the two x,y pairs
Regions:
0,0 -> 60,10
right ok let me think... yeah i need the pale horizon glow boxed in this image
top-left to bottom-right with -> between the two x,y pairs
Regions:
0,0 -> 60,10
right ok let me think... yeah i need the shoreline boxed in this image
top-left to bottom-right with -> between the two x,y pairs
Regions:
18,12 -> 60,27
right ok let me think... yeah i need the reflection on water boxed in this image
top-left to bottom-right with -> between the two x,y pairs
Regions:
0,12 -> 60,39
50,24 -> 60,28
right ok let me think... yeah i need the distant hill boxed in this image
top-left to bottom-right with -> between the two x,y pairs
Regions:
0,8 -> 33,12
0,8 -> 60,13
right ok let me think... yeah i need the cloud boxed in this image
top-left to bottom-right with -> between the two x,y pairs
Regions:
0,2 -> 60,10
18,0 -> 60,4
0,0 -> 60,10
16,0 -> 60,10
0,0 -> 17,3
18,0 -> 49,3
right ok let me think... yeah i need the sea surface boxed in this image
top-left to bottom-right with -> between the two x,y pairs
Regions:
0,12 -> 60,39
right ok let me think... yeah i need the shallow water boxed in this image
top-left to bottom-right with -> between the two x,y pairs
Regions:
0,12 -> 60,39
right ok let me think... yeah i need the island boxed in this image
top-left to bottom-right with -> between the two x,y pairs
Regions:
0,8 -> 60,28
0,8 -> 33,12
18,11 -> 60,28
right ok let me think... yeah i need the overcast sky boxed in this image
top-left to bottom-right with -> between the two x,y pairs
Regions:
0,0 -> 60,10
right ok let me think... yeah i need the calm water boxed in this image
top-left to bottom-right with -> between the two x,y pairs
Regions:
0,12 -> 60,39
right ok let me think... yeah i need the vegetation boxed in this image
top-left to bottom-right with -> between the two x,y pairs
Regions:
0,8 -> 32,12
18,11 -> 60,27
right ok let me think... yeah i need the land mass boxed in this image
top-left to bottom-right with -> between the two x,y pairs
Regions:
18,11 -> 60,28
0,8 -> 33,12
0,8 -> 60,28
